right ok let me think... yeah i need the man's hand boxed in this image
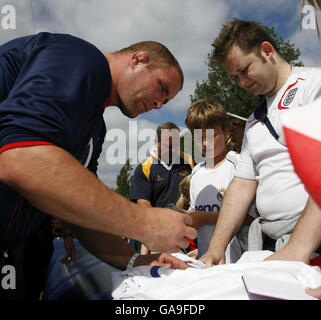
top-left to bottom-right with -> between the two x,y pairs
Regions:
141,208 -> 197,253
306,287 -> 321,299
135,253 -> 189,270
60,235 -> 77,265
199,248 -> 226,267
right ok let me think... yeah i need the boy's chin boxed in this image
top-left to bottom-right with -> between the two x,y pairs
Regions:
203,150 -> 215,158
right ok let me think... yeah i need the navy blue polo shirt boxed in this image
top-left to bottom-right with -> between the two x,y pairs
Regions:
129,152 -> 194,208
0,32 -> 111,248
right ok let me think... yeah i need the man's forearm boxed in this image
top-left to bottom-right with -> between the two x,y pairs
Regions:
266,197 -> 321,263
287,197 -> 321,258
66,223 -> 136,269
66,223 -> 188,270
0,145 -> 148,241
137,199 -> 152,208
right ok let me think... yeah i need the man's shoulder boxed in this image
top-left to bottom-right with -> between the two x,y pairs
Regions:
135,155 -> 158,180
290,66 -> 321,83
25,32 -> 104,64
137,155 -> 154,169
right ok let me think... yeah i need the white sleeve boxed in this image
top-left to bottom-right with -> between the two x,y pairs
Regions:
234,129 -> 257,180
303,69 -> 321,102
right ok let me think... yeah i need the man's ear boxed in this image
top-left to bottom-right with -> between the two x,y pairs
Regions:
260,41 -> 274,60
130,51 -> 149,68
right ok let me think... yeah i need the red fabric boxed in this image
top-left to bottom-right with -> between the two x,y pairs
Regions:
309,254 -> 321,267
188,238 -> 197,251
284,126 -> 321,209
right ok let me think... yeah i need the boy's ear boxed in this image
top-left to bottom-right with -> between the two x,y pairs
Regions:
224,128 -> 229,139
224,129 -> 232,145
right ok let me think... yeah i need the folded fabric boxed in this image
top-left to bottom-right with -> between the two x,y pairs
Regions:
111,251 -> 321,300
248,215 -> 300,251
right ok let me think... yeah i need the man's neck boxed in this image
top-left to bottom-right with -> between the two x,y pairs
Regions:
267,60 -> 293,97
103,52 -> 121,106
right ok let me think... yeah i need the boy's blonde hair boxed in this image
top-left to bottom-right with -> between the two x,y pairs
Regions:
185,99 -> 229,132
185,99 -> 234,151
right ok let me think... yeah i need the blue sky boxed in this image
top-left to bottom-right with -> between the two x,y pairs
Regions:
0,0 -> 320,188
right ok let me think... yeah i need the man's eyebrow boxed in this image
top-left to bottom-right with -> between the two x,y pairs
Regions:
159,79 -> 169,95
230,63 -> 249,80
159,80 -> 169,104
237,63 -> 249,73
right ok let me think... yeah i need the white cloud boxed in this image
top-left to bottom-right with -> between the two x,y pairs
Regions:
2,0 -> 321,188
97,107 -> 158,188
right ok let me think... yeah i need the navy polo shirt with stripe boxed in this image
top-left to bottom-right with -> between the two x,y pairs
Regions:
0,32 -> 111,248
129,152 -> 194,208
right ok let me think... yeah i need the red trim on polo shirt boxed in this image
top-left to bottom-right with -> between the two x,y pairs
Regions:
104,97 -> 110,108
0,141 -> 55,154
249,120 -> 260,128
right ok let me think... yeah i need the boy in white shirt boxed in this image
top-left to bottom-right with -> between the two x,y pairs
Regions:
185,99 -> 255,262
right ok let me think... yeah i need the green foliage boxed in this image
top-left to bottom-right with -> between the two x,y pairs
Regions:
190,25 -> 304,118
115,158 -> 134,199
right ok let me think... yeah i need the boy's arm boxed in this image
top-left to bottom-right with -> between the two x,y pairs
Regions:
65,222 -> 189,270
188,210 -> 254,230
188,211 -> 219,229
200,177 -> 257,266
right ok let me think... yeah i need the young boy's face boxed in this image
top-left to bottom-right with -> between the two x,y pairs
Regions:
198,125 -> 227,160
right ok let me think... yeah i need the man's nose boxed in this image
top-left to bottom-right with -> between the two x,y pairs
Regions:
239,74 -> 249,88
153,99 -> 163,109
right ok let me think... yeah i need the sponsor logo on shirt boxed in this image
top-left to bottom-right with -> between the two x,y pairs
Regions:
195,204 -> 220,212
178,168 -> 189,176
283,88 -> 298,106
278,78 -> 305,110
217,188 -> 226,201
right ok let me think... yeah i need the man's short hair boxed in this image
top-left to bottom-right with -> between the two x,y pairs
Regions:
211,19 -> 279,66
185,99 -> 229,132
156,122 -> 180,142
119,41 -> 184,89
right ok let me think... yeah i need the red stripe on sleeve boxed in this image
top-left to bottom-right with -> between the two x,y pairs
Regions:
0,141 -> 55,154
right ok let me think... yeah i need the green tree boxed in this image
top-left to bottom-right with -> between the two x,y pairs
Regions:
190,25 -> 304,118
115,158 -> 134,198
